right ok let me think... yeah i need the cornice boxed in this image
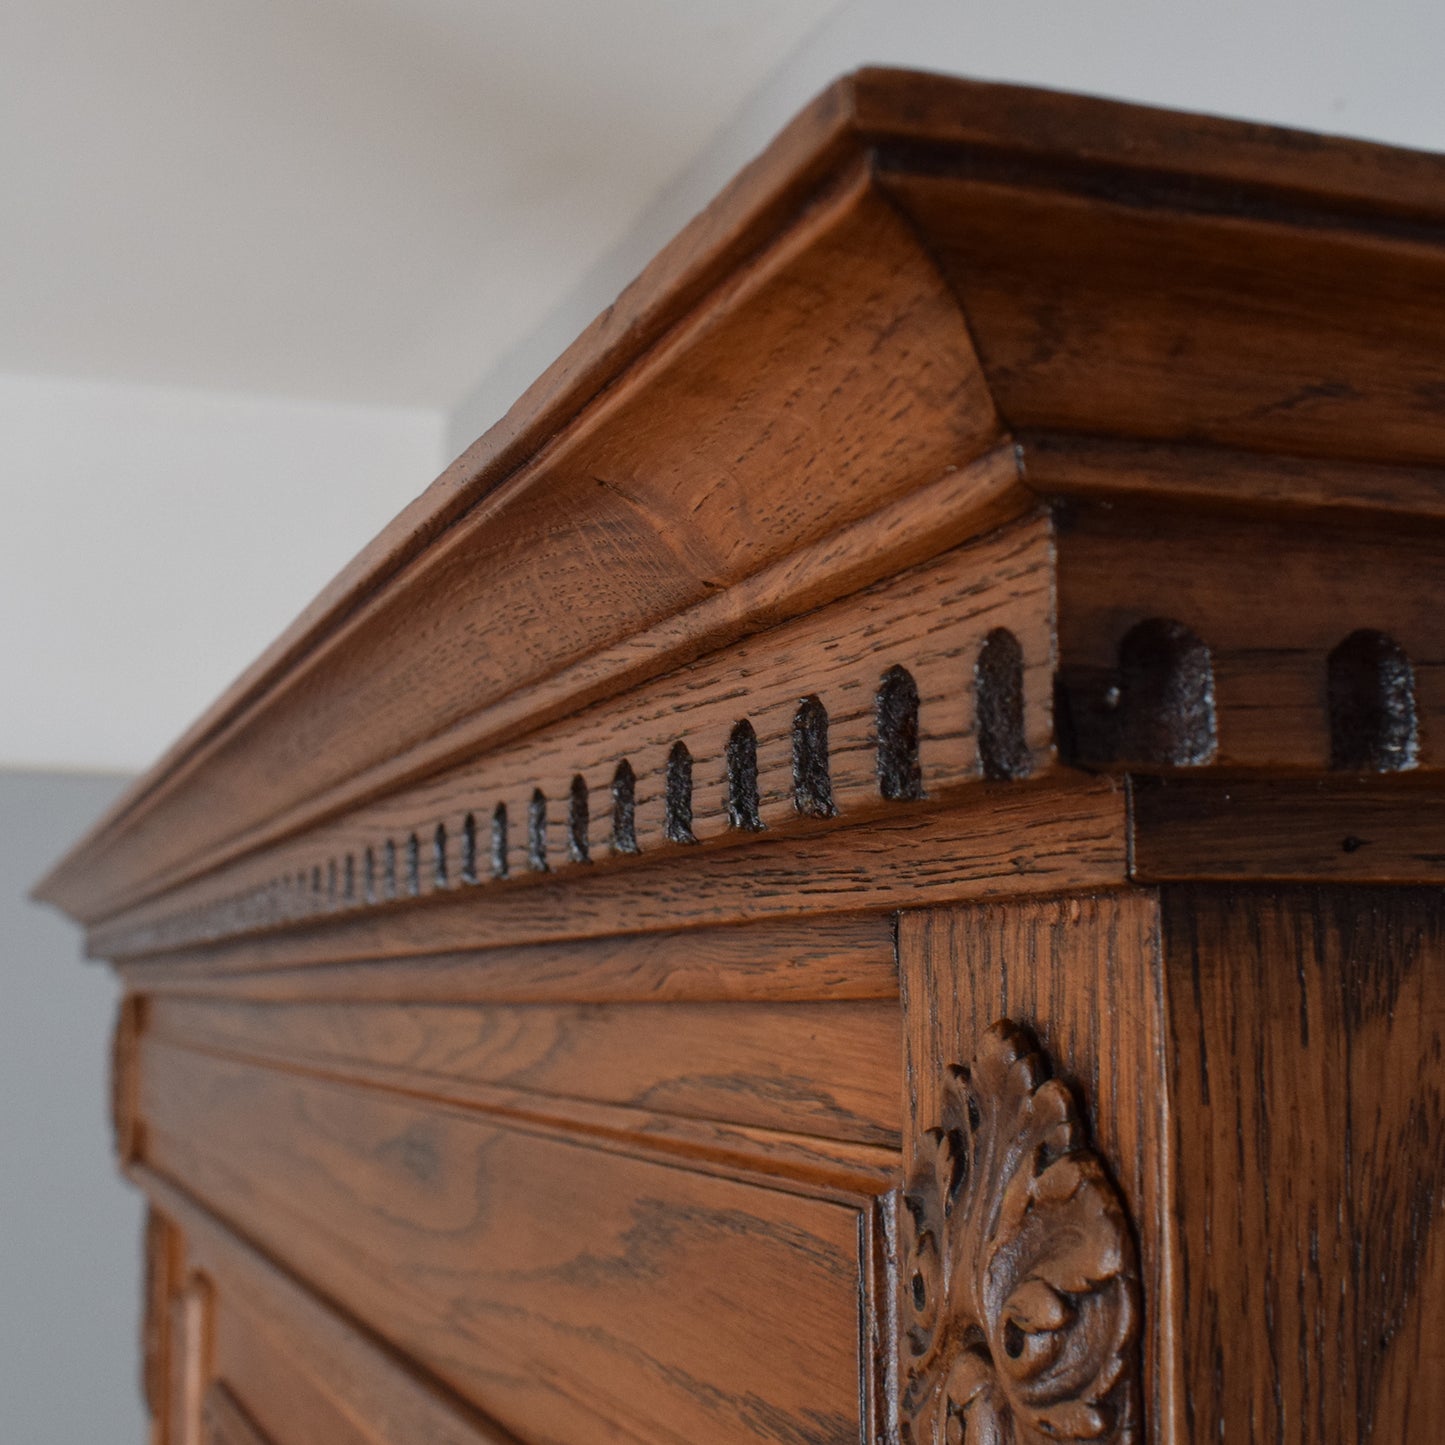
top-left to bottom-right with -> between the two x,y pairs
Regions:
39,69 -> 1445,938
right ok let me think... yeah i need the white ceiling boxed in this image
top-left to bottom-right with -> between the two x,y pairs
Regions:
2,0 -> 842,409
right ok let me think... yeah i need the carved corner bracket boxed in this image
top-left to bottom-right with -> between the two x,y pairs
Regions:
900,1020 -> 1141,1444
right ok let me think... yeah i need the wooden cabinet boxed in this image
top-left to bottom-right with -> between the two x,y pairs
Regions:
38,68 -> 1445,1444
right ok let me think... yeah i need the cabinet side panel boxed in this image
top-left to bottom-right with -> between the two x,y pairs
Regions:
1161,884 -> 1445,1444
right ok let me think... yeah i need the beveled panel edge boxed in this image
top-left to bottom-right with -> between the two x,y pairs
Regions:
117,913 -> 902,1004
201,1383 -> 273,1445
136,1061 -> 886,1442
146,993 -> 904,1149
141,1031 -> 899,1198
136,1167 -> 527,1445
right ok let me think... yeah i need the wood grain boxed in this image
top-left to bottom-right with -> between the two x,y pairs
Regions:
1160,884 -> 1445,1442
84,508 -> 1056,956
61,442 -> 1027,939
170,1272 -> 214,1445
119,913 -> 899,1003
148,1040 -> 893,1203
49,69 -> 1445,932
45,65 -> 1445,948
853,68 -> 1445,218
1057,502 -> 1445,772
140,1043 -> 884,1445
42,171 -> 1001,927
40,69 -> 1445,1445
94,776 -> 1129,963
1020,433 -> 1445,526
148,996 -> 902,1147
212,1334 -> 371,1445
897,894 -> 1177,1442
1130,775 -> 1445,882
143,1167 -> 522,1445
145,1208 -> 180,1445
883,169 -> 1445,465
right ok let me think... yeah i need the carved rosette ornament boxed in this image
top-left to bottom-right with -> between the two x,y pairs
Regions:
900,1021 -> 1140,1444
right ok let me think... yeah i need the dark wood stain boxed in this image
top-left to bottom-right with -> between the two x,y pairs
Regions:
1163,883 -> 1445,1443
460,813 -> 477,885
875,665 -> 924,802
433,823 -> 448,890
726,720 -> 765,833
567,773 -> 591,865
975,627 -> 1031,782
489,802 -> 509,881
792,696 -> 837,819
404,833 -> 420,898
1061,617 -> 1217,769
665,741 -> 697,845
1328,629 -> 1419,772
526,790 -> 548,873
611,758 -> 640,856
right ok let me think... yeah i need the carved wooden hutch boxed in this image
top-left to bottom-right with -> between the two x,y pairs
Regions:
38,69 -> 1445,1444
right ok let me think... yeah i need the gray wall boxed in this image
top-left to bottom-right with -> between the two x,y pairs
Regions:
2,769 -> 145,1443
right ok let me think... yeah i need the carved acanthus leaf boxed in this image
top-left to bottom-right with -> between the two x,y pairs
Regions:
900,1020 -> 1140,1444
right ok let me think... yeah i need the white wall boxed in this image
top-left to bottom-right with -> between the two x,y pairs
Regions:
447,0 -> 1445,456
1,373 -> 443,772
3,0 -> 842,409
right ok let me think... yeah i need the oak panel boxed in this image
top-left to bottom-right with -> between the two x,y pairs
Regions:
140,1043 -> 878,1445
1161,884 -> 1445,1444
120,914 -> 899,1004
149,997 -> 903,1146
1130,776 -> 1445,882
148,1176 -> 520,1445
886,169 -> 1445,465
213,1314 -> 404,1445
